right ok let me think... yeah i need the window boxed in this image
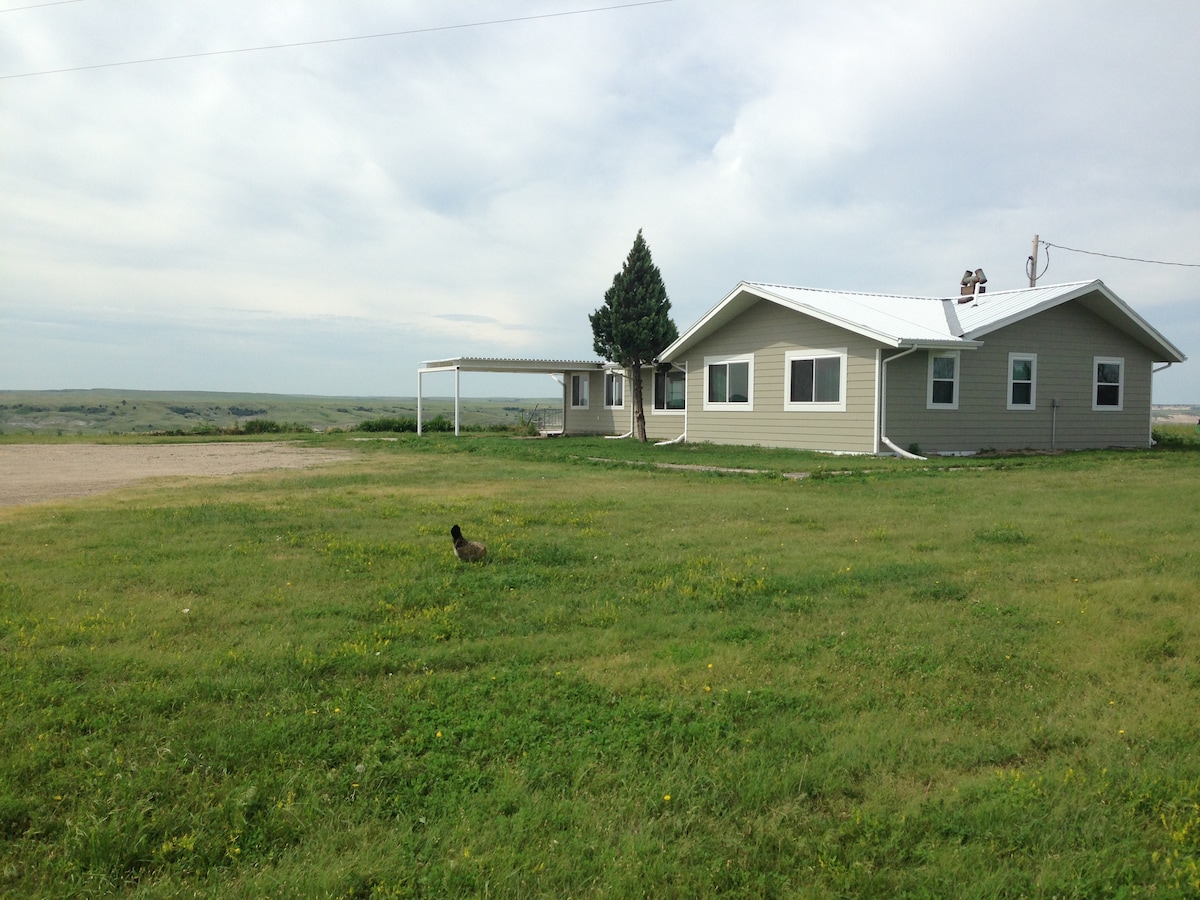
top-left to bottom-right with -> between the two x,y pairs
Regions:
1008,353 -> 1036,410
927,351 -> 959,409
653,368 -> 686,411
604,372 -> 624,408
570,373 -> 589,409
785,350 -> 846,412
705,356 -> 753,409
1094,357 -> 1123,410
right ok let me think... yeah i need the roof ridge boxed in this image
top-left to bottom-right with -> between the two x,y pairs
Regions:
747,282 -> 930,301
747,279 -> 1096,302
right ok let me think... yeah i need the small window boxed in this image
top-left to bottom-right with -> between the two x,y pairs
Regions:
570,374 -> 589,409
785,350 -> 846,412
1008,353 -> 1037,410
705,356 -> 753,409
1094,357 -> 1123,410
927,351 -> 959,409
654,368 -> 686,411
604,372 -> 624,409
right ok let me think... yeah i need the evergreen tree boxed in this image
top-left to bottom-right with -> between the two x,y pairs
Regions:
589,230 -> 678,442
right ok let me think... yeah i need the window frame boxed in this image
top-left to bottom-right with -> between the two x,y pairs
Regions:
926,350 -> 960,410
703,354 -> 754,411
783,349 -> 847,412
1093,356 -> 1124,411
1007,353 -> 1037,411
653,367 -> 686,413
570,373 -> 589,409
603,371 -> 624,409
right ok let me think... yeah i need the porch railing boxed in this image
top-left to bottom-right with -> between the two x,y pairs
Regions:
533,406 -> 564,434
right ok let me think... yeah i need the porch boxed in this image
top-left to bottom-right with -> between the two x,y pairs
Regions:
415,357 -> 605,436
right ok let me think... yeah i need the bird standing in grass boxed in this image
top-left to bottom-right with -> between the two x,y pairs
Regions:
450,524 -> 487,562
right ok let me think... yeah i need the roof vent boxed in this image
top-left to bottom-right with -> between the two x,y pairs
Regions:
959,268 -> 987,303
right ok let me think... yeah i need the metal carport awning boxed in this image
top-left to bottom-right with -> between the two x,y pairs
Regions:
416,357 -> 606,435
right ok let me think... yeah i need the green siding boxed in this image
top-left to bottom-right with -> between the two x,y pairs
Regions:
884,301 -> 1156,453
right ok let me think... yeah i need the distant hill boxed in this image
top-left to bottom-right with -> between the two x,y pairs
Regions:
2,389 -> 1193,437
1153,404 -> 1200,425
0,389 -> 559,435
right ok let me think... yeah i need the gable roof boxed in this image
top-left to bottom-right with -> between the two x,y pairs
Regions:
659,279 -> 1185,363
954,280 -> 1185,361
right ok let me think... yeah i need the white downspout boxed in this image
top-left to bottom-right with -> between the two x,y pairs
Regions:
1150,362 -> 1174,446
880,347 -> 926,460
607,368 -> 634,438
654,360 -> 688,446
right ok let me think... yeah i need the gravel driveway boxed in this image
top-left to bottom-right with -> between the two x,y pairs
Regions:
0,442 -> 354,506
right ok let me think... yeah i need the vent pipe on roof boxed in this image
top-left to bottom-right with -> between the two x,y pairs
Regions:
958,268 -> 987,303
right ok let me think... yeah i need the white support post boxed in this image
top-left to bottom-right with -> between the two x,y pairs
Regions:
454,366 -> 461,436
417,368 -> 423,436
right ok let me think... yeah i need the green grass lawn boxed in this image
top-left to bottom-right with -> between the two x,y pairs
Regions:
2,435 -> 1199,897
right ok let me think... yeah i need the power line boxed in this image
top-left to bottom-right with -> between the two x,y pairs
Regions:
1,0 -> 674,80
0,0 -> 88,12
1042,241 -> 1200,268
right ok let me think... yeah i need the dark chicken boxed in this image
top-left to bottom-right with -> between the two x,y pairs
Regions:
450,524 -> 487,562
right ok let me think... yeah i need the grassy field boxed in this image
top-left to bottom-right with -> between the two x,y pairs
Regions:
0,390 -> 558,435
2,432 -> 1200,897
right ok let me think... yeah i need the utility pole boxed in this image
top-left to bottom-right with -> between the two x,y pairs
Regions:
1028,234 -> 1040,287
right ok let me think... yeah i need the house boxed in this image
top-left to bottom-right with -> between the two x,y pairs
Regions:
418,278 -> 1185,455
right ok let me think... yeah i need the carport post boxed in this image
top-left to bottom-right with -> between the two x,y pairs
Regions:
416,367 -> 423,436
454,366 -> 461,436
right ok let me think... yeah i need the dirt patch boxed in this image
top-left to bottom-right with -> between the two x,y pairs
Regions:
0,442 -> 355,507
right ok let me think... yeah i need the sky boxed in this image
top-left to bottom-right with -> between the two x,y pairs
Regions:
2,0 -> 1198,401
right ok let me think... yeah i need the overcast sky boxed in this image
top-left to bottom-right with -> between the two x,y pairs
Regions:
2,0 -> 1198,400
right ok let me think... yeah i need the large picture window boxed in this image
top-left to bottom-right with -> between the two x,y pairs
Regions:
784,350 -> 846,412
704,356 -> 753,409
927,351 -> 959,409
1093,357 -> 1123,410
570,374 -> 589,409
653,368 -> 686,411
1008,353 -> 1037,410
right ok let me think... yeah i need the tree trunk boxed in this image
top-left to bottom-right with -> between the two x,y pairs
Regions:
631,362 -> 647,442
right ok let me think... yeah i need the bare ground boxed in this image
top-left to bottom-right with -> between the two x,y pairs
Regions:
0,442 -> 355,507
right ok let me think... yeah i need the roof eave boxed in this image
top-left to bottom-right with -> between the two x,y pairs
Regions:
899,339 -> 984,350
658,282 -> 929,360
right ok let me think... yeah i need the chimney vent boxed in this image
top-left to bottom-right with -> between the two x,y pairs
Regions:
958,268 -> 987,303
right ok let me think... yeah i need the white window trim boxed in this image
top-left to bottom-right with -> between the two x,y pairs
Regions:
652,368 -> 686,415
703,354 -> 754,411
927,350 -> 960,410
570,373 -> 589,409
1093,356 -> 1124,411
603,371 -> 625,409
1007,352 -> 1037,411
784,349 -> 847,412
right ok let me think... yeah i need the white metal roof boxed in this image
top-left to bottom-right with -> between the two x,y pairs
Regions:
659,279 -> 1185,363
419,356 -> 606,374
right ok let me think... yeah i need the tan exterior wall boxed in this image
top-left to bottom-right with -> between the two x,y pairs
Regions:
561,369 -> 629,435
561,368 -> 686,440
642,367 -> 686,441
670,299 -> 882,451
884,301 -> 1156,453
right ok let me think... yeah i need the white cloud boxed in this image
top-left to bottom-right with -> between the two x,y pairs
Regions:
2,0 -> 1197,399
